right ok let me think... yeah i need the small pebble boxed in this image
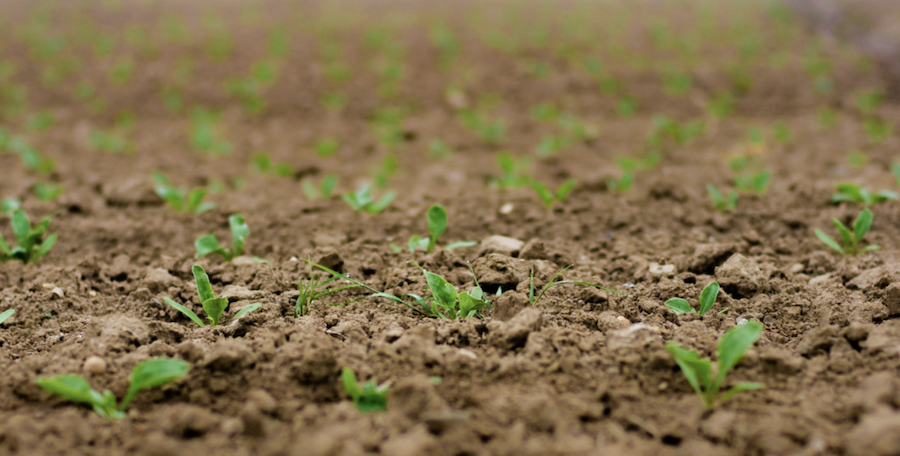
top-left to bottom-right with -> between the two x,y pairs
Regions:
83,356 -> 107,375
736,318 -> 748,325
763,315 -> 776,324
499,203 -> 514,214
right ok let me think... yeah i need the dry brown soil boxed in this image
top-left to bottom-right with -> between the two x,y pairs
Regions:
3,1 -> 900,455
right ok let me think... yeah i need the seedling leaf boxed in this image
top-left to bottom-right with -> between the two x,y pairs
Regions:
163,297 -> 205,327
0,308 -> 14,325
119,358 -> 190,411
814,229 -> 844,255
426,205 -> 448,252
715,320 -> 763,386
698,282 -> 719,316
233,303 -> 261,319
853,209 -> 873,243
193,265 -> 215,303
664,298 -> 693,315
37,374 -> 104,408
202,297 -> 229,326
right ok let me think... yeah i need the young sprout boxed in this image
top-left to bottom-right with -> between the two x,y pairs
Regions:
606,169 -> 634,192
665,282 -> 728,316
733,171 -> 771,195
666,320 -> 763,409
315,138 -> 339,158
295,261 -> 363,317
530,178 -> 577,207
190,108 -> 232,156
831,183 -> 898,207
772,122 -> 793,144
428,139 -> 452,159
36,358 -> 190,419
847,150 -> 869,167
814,208 -> 879,256
152,172 -> 215,215
249,153 -> 294,177
341,367 -> 389,414
707,185 -> 738,212
301,174 -> 338,200
163,265 -> 261,327
406,261 -> 490,319
33,182 -> 64,201
0,209 -> 57,264
406,204 -> 476,253
342,185 -> 395,214
0,308 -> 14,325
490,153 -> 531,189
864,117 -> 890,143
528,263 -> 623,306
195,214 -> 265,262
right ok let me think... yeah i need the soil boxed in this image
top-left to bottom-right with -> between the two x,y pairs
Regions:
3,1 -> 900,455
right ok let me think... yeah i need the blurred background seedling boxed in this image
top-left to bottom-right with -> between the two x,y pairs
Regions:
153,172 -> 216,215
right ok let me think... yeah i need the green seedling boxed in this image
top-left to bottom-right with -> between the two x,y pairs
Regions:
372,155 -> 398,188
342,185 -> 395,214
607,170 -> 633,192
34,182 -> 64,201
530,178 -> 576,207
666,320 -> 763,409
847,150 -> 869,167
405,204 -> 475,253
195,214 -> 263,262
315,138 -> 339,158
772,122 -> 793,144
616,152 -> 662,173
0,209 -> 57,264
163,265 -> 261,327
664,282 -> 727,315
864,117 -> 890,142
341,367 -> 389,414
301,174 -> 338,199
530,103 -> 559,122
535,135 -> 570,157
249,153 -> 294,177
707,185 -> 738,212
190,108 -> 232,156
152,172 -> 215,214
0,308 -> 13,325
831,183 -> 898,206
855,89 -> 884,114
403,261 -> 490,319
303,260 -> 487,319
321,91 -> 348,110
1,198 -> 21,215
818,107 -> 840,128
36,357 -> 189,419
815,208 -> 879,256
490,153 -> 531,189
557,114 -> 598,141
295,261 -> 364,317
528,263 -> 623,306
707,90 -> 735,119
733,171 -> 771,195
428,139 -> 452,159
